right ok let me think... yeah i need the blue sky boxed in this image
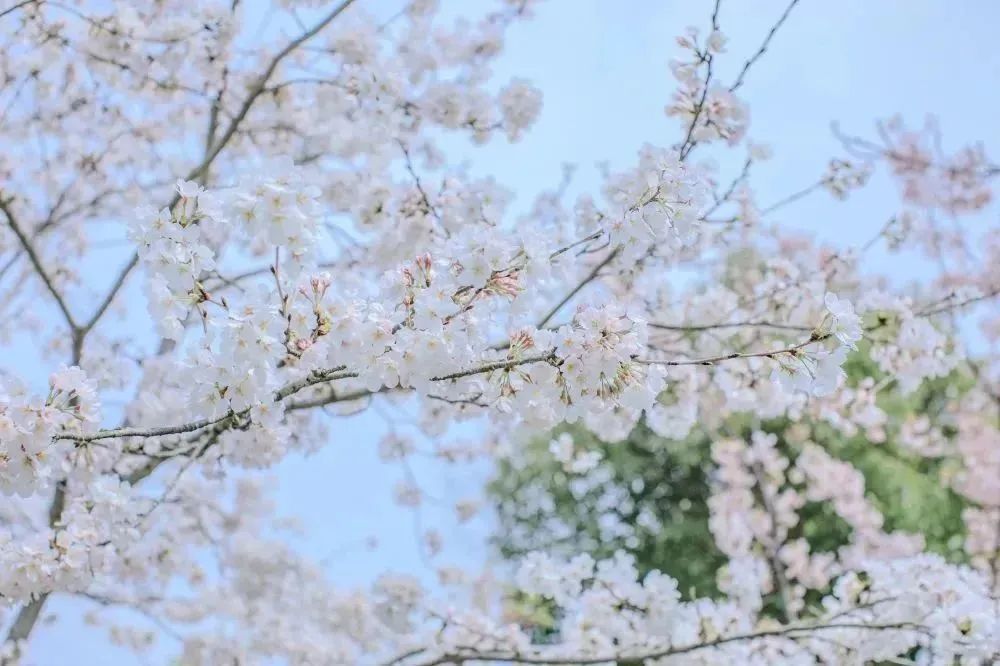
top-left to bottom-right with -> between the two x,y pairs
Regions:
17,0 -> 1000,663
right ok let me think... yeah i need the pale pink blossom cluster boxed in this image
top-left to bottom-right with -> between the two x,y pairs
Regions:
707,431 -> 928,620
795,443 -> 925,568
0,368 -> 99,496
882,116 -> 995,214
949,392 -> 1000,579
667,28 -> 749,146
823,158 -> 873,200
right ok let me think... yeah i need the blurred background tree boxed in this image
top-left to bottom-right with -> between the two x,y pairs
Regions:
490,350 -> 975,611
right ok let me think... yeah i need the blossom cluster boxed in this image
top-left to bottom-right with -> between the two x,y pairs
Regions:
667,28 -> 750,146
0,368 -> 100,496
0,476 -> 137,601
504,551 -> 998,665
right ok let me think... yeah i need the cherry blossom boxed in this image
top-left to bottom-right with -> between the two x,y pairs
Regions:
0,0 -> 997,663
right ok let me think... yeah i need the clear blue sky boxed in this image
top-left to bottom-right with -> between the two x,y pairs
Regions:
20,1 -> 1000,663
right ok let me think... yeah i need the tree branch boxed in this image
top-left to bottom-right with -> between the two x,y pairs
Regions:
57,352 -> 557,445
729,0 -> 801,92
397,621 -> 924,666
641,333 -> 830,367
537,248 -> 618,328
0,197 -> 78,331
79,0 -> 360,338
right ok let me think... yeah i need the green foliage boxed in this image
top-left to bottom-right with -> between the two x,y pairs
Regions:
489,360 -> 973,601
491,421 -> 727,598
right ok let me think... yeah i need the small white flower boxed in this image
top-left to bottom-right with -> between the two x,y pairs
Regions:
825,292 -> 864,349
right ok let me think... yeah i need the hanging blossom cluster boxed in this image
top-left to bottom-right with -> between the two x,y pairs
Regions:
131,164 -> 321,342
769,292 -> 862,397
0,0 -> 998,663
0,368 -> 100,496
0,476 -> 138,602
486,306 -> 665,427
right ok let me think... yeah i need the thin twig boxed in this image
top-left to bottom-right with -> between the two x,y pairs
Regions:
641,333 -> 829,367
729,0 -> 801,92
537,248 -> 618,328
0,0 -> 38,21
0,197 -> 78,331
